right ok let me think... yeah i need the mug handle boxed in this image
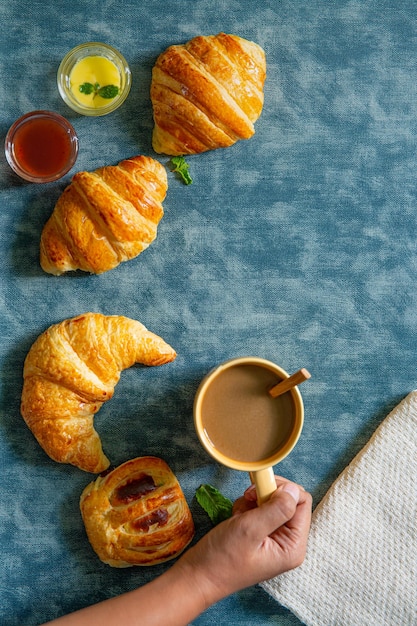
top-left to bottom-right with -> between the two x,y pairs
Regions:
250,467 -> 277,505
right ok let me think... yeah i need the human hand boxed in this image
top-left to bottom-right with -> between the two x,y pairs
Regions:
174,477 -> 312,608
42,477 -> 311,626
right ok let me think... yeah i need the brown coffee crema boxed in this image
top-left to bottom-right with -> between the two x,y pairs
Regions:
200,364 -> 295,463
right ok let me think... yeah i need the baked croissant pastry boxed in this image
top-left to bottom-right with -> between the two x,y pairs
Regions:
40,155 -> 167,275
80,456 -> 195,567
150,33 -> 266,155
20,313 -> 176,473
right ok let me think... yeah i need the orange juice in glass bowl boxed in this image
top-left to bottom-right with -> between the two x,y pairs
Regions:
57,42 -> 131,116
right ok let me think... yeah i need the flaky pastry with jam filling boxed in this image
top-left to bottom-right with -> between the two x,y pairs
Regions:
80,456 -> 195,566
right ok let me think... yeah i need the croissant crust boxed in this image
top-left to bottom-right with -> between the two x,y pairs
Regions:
40,155 -> 167,275
20,313 -> 176,473
151,32 -> 266,155
80,456 -> 195,566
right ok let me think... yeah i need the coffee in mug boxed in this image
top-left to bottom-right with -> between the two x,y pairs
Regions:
194,357 -> 304,503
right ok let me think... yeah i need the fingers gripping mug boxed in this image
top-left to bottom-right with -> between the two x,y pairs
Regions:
193,357 -> 304,504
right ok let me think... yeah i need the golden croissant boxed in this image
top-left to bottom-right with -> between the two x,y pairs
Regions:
150,33 -> 266,155
40,155 -> 167,275
80,456 -> 195,566
20,313 -> 176,473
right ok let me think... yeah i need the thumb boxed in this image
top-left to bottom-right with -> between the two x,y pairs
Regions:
247,482 -> 300,540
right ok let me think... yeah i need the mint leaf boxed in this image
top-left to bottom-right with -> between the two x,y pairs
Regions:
79,82 -> 95,95
78,82 -> 119,100
98,84 -> 120,99
195,484 -> 233,525
169,156 -> 193,185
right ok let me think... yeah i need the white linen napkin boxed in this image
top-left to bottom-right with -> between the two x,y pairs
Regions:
262,391 -> 417,626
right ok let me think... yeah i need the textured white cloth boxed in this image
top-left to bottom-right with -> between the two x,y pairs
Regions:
262,391 -> 417,626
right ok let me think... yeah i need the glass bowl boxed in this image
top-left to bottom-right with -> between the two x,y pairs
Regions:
57,42 -> 132,116
4,110 -> 79,183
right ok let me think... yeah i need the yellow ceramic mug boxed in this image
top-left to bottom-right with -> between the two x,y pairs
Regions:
193,357 -> 304,504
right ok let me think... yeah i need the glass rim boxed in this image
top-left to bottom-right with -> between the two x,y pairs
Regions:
57,42 -> 132,116
4,110 -> 79,183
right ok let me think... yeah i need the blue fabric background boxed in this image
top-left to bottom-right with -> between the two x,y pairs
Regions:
1,1 -> 416,624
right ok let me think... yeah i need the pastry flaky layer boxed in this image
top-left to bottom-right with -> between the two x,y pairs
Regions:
20,313 -> 177,473
151,32 -> 267,155
40,155 -> 167,275
80,456 -> 195,567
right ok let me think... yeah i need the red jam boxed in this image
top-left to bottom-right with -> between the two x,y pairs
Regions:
132,508 -> 169,532
115,474 -> 157,504
5,111 -> 78,183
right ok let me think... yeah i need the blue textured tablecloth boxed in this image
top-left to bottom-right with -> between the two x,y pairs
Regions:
1,1 -> 416,624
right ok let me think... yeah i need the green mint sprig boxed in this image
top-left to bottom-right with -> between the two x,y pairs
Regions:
195,484 -> 233,525
169,156 -> 193,185
79,82 -> 120,99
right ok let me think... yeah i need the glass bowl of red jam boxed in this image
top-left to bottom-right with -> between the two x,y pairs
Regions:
5,110 -> 79,183
57,42 -> 132,116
